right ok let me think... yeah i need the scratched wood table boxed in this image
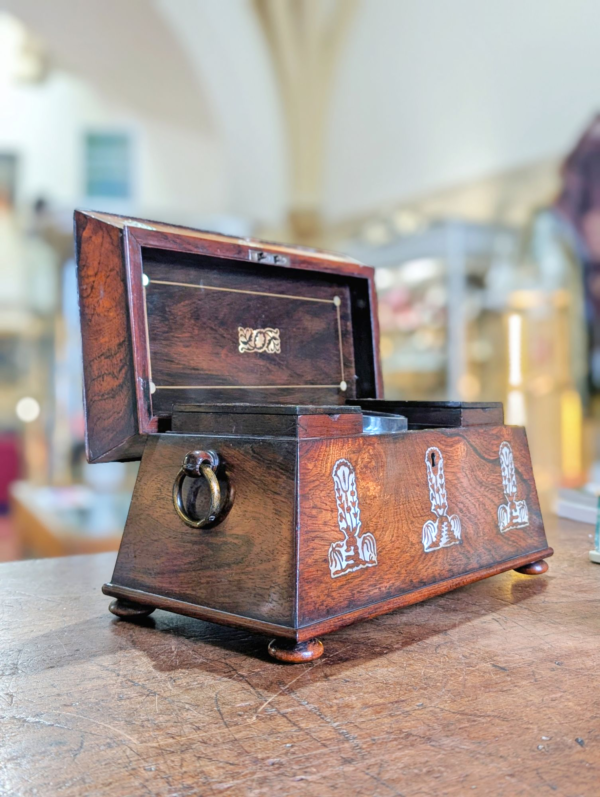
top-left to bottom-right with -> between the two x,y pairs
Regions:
1,513 -> 598,797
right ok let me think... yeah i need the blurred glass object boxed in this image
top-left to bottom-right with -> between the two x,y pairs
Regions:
502,289 -> 580,491
496,206 -> 588,491
346,220 -> 517,402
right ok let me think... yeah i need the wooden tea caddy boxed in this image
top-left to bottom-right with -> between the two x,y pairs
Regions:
75,210 -> 553,663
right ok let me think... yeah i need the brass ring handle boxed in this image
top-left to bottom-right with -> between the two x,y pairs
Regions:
172,450 -> 222,528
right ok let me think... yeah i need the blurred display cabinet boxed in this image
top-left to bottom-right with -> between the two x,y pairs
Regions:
343,220 -> 518,402
340,217 -> 588,492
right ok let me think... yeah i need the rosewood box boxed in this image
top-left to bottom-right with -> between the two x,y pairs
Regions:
75,210 -> 553,663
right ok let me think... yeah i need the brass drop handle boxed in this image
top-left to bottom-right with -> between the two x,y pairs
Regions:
172,450 -> 222,528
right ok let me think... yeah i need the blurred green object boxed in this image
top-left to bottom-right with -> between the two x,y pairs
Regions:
591,495 -> 600,564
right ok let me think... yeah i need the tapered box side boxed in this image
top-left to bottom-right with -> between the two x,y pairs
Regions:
105,434 -> 299,630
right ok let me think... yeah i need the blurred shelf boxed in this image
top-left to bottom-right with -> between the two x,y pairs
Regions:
9,481 -> 127,558
340,219 -> 519,401
342,219 -> 516,270
382,351 -> 446,372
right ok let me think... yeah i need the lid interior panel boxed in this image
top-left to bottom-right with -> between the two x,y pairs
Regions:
140,247 -> 377,415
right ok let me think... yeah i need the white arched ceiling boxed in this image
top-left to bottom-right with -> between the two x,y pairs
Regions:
154,0 -> 288,226
0,0 -> 229,221
0,0 -> 287,227
4,0 -> 600,229
324,0 -> 600,221
0,0 -> 213,132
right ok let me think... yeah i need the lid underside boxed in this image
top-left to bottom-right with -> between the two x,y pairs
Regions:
141,247 -> 375,414
75,210 -> 381,462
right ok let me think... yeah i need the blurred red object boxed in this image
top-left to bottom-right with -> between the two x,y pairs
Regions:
0,433 -> 20,514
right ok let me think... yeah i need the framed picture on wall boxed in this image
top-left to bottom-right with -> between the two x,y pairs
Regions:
84,132 -> 131,199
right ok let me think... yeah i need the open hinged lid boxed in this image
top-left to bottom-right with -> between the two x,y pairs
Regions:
75,210 -> 382,462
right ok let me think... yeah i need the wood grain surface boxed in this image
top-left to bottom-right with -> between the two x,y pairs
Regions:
104,424 -> 550,643
0,513 -> 596,796
298,425 -> 548,627
171,404 -> 363,439
143,251 -> 357,409
75,212 -> 144,463
111,434 -> 298,626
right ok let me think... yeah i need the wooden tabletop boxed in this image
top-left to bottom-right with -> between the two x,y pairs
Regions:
1,513 -> 598,796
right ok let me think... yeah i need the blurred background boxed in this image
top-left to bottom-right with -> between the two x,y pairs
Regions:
1,0 -> 600,560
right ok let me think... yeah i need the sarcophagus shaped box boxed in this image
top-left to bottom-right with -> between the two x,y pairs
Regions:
75,210 -> 552,663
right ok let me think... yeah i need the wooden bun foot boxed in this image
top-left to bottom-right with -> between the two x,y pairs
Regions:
109,598 -> 155,619
268,638 -> 324,663
514,559 -> 549,576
